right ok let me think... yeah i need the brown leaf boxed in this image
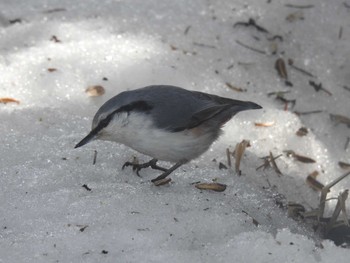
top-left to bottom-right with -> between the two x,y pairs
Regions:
195,183 -> 227,192
254,121 -> 275,127
234,140 -> 251,174
85,85 -> 105,97
225,82 -> 246,92
294,154 -> 316,163
330,114 -> 350,127
339,161 -> 350,170
296,127 -> 308,136
285,150 -> 316,163
306,171 -> 324,191
275,58 -> 288,79
153,177 -> 171,186
0,97 -> 20,104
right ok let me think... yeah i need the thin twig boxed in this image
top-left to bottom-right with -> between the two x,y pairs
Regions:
343,86 -> 350,92
256,154 -> 282,171
226,148 -> 232,167
288,59 -> 315,77
319,171 -> 350,220
270,152 -> 283,176
93,150 -> 98,165
193,42 -> 217,49
233,18 -> 269,33
339,26 -> 343,39
294,110 -> 323,116
285,4 -> 314,9
345,137 -> 350,151
235,40 -> 266,54
184,25 -> 191,35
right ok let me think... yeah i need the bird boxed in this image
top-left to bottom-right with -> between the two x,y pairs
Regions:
75,85 -> 262,182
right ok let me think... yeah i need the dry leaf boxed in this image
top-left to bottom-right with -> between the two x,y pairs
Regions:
285,150 -> 316,163
330,114 -> 350,127
286,11 -> 304,22
254,121 -> 275,127
85,85 -> 105,97
294,154 -> 316,163
225,82 -> 246,92
275,58 -> 288,79
153,177 -> 171,186
234,140 -> 251,174
339,161 -> 350,170
296,127 -> 308,137
0,97 -> 20,104
195,183 -> 227,192
306,171 -> 324,191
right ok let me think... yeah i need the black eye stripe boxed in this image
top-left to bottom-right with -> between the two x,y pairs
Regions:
94,100 -> 153,134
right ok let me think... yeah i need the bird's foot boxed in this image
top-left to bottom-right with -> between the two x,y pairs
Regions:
151,159 -> 187,183
122,158 -> 167,177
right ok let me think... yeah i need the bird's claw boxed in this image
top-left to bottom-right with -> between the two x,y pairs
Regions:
122,161 -> 143,176
122,159 -> 167,177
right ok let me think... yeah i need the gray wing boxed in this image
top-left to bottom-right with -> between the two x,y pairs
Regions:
144,86 -> 261,131
93,85 -> 261,132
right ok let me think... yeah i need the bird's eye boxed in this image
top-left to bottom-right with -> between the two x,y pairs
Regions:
99,115 -> 112,129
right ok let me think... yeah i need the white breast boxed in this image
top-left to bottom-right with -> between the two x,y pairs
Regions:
98,112 -> 220,162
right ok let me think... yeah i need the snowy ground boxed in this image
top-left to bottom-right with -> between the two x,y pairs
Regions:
1,0 -> 350,262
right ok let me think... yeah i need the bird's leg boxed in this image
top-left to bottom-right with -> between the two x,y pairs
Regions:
151,159 -> 187,183
122,158 -> 167,176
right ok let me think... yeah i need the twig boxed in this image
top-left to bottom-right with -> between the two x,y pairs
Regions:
288,59 -> 315,77
294,110 -> 323,116
184,25 -> 191,35
93,150 -> 98,165
226,148 -> 232,167
309,81 -> 332,96
319,171 -> 350,220
235,40 -> 266,54
256,154 -> 282,171
267,91 -> 290,97
234,18 -> 269,33
330,114 -> 350,127
339,26 -> 343,39
270,152 -> 283,176
43,8 -> 66,13
285,4 -> 314,9
193,42 -> 217,49
345,137 -> 350,151
326,190 -> 349,234
267,35 -> 284,41
82,184 -> 92,191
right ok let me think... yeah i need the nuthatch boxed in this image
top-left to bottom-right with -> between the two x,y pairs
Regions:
75,85 -> 262,182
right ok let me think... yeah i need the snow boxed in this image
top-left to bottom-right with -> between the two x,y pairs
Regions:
1,0 -> 350,262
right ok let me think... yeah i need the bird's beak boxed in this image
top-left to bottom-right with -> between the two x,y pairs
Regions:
74,130 -> 96,148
